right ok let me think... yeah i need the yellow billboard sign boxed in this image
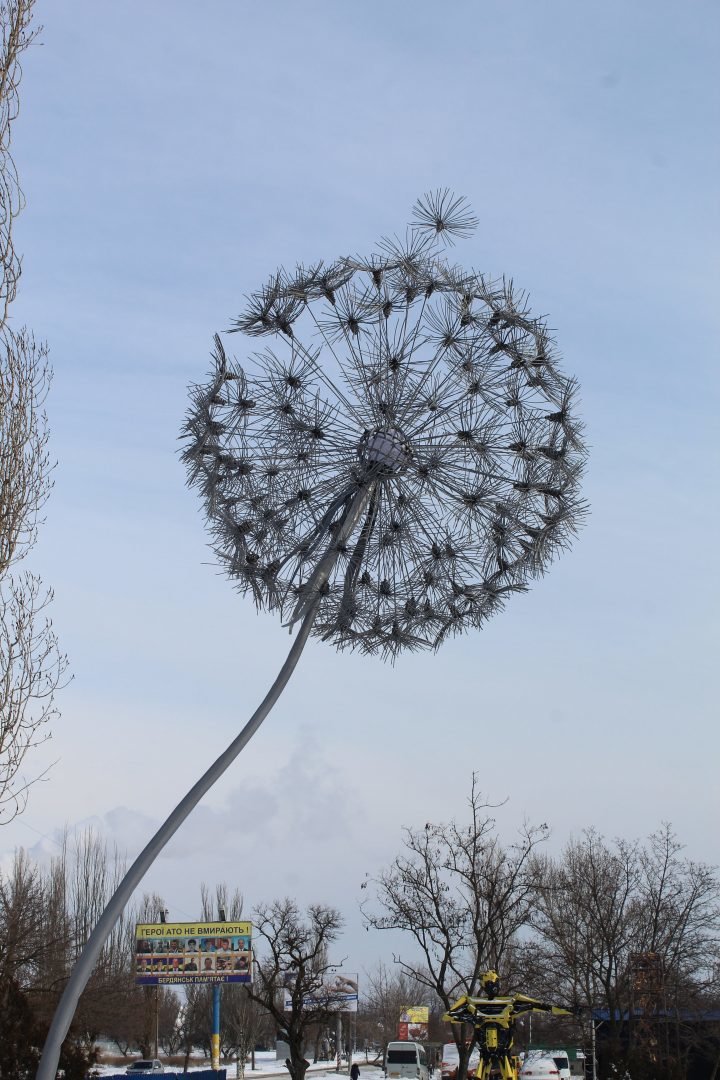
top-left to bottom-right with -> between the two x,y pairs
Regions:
400,1006 -> 429,1024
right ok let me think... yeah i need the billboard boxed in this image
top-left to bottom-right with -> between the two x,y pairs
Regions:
398,1005 -> 429,1040
283,971 -> 359,1013
135,921 -> 252,985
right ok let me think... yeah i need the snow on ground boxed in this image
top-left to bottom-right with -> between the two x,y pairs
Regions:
90,1054 -> 387,1077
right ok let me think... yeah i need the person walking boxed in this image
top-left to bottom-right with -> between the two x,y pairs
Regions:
350,1064 -> 360,1080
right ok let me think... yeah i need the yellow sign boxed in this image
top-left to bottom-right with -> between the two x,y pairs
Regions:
400,1006 -> 429,1023
136,921 -> 251,938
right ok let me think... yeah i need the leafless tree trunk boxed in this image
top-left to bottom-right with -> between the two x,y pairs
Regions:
0,0 -> 67,824
363,776 -> 549,1080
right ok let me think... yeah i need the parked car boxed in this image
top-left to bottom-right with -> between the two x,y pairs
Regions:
520,1056 -> 563,1080
125,1061 -> 164,1075
548,1053 -> 571,1080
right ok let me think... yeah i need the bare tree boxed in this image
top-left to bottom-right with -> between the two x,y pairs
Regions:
0,846 -> 45,982
220,985 -> 265,1077
363,778 -> 549,1080
129,893 -> 171,1061
528,826 -> 720,1080
42,832 -> 134,1056
0,845 -> 46,1078
200,881 -> 244,923
358,961 -> 434,1059
84,888 -> 163,1060
0,835 -> 129,1078
0,0 -> 34,327
0,330 -> 51,573
157,988 -> 183,1058
0,838 -> 181,1074
0,0 -> 67,824
528,831 -> 641,1014
199,881 -> 265,1074
248,898 -> 345,1080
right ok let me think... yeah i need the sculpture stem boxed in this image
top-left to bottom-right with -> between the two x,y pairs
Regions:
287,482 -> 375,627
36,599 -> 321,1080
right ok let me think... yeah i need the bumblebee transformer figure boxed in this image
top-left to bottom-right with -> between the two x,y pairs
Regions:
443,971 -> 575,1080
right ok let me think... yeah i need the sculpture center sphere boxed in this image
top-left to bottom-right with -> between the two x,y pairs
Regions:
359,427 -> 412,475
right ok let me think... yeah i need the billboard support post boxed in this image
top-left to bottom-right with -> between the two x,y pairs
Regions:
336,1013 -> 342,1074
212,983 -> 221,1071
155,907 -> 165,1059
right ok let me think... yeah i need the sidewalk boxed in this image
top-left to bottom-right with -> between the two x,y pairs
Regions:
242,1064 -> 384,1080
243,1067 -> 341,1079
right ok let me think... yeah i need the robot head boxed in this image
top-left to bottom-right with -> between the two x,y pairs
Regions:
482,970 -> 501,999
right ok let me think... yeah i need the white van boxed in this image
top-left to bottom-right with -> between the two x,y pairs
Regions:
386,1042 -> 430,1080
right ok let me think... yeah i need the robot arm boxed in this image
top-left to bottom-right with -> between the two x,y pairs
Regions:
511,996 -> 574,1018
443,996 -> 480,1024
444,995 -> 573,1023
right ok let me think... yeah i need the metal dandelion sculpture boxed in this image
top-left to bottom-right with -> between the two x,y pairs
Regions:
183,190 -> 586,657
38,192 -> 586,1079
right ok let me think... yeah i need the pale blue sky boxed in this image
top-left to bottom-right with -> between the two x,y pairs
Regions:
3,0 -> 719,971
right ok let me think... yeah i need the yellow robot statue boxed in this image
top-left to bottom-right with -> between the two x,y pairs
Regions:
443,970 -> 575,1080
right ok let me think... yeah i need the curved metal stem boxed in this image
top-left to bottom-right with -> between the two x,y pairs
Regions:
286,482 -> 375,628
36,600 -> 321,1080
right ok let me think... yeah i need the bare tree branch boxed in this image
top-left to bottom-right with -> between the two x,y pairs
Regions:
0,0 -> 67,823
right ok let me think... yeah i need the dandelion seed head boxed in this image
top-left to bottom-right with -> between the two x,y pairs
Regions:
183,194 -> 587,659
